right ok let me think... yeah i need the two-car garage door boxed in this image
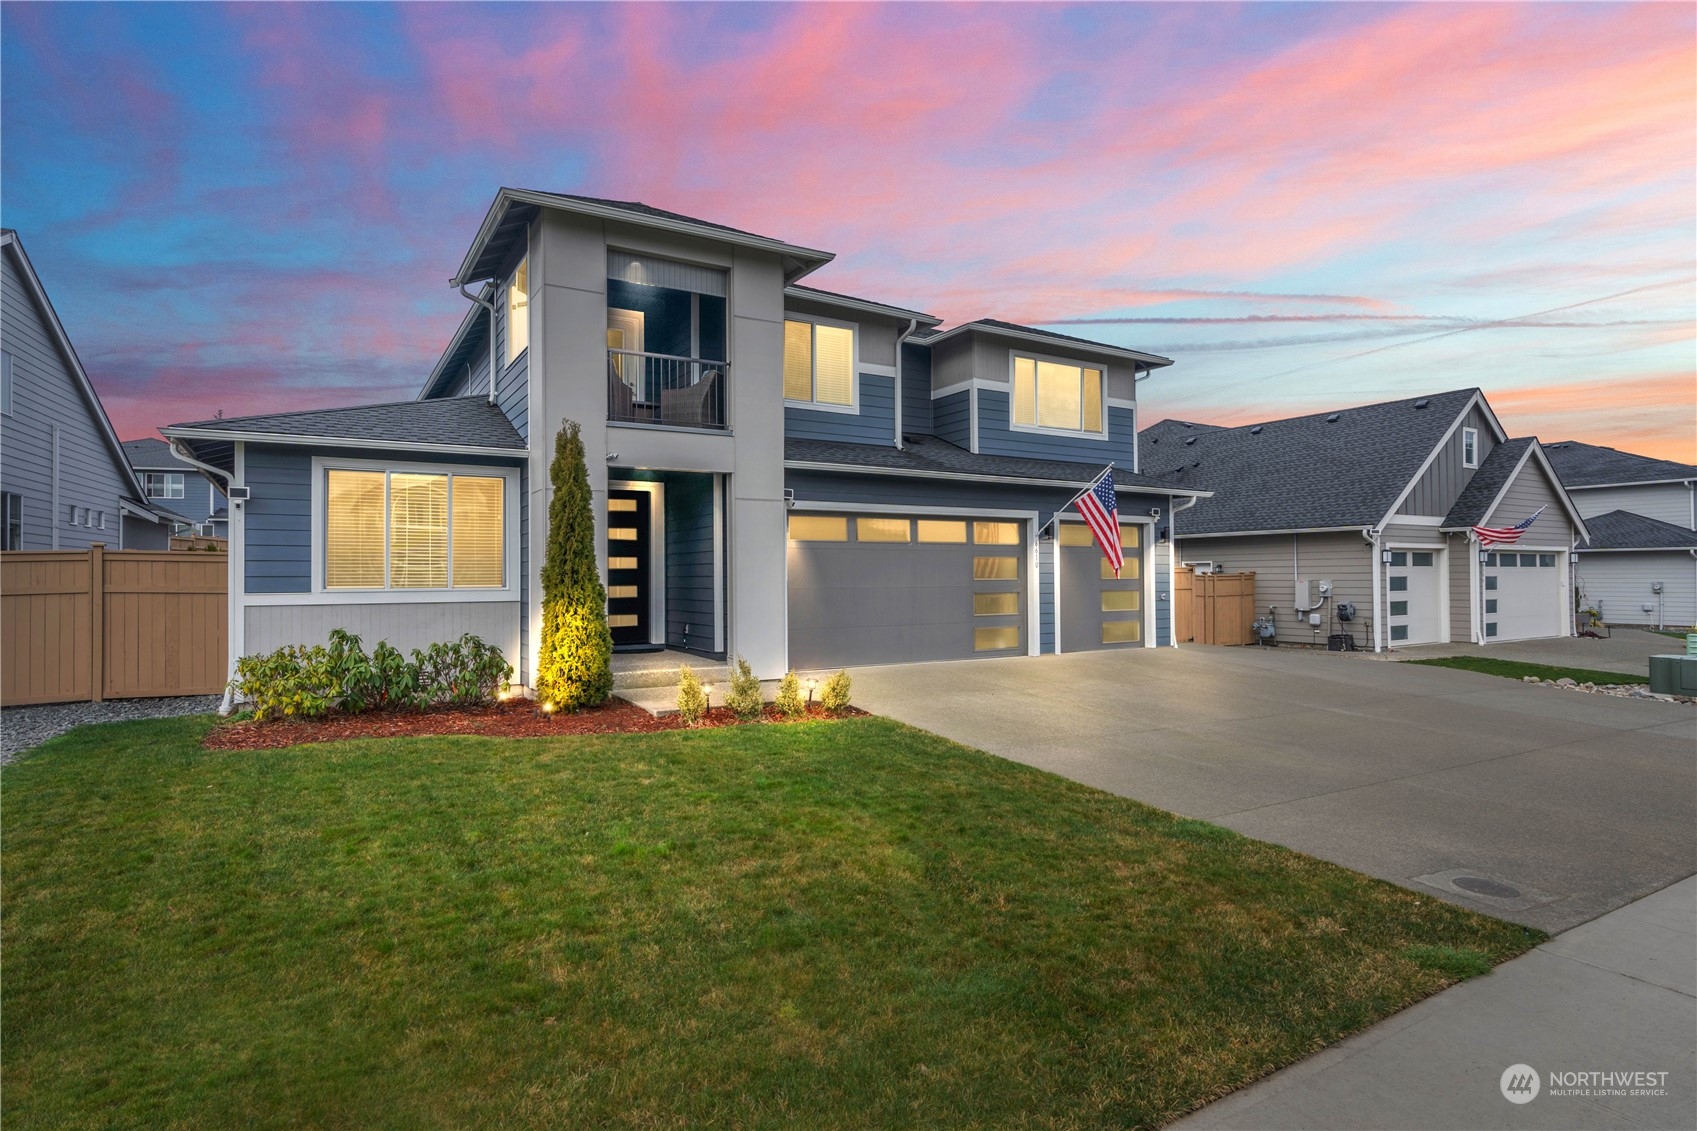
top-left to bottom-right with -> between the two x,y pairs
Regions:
787,512 -> 1027,669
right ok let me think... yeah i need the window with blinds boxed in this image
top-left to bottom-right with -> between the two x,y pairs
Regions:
324,468 -> 505,590
1012,356 -> 1104,433
783,318 -> 855,407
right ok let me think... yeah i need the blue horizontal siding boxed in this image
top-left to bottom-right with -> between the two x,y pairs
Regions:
975,389 -> 1137,467
784,373 -> 895,445
244,445 -> 311,593
933,390 -> 970,450
901,342 -> 933,436
1038,540 -> 1056,654
1155,561 -> 1172,646
498,351 -> 528,441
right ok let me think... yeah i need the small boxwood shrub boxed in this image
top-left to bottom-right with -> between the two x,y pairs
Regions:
676,664 -> 708,726
773,671 -> 804,719
725,656 -> 764,721
234,629 -> 511,721
820,669 -> 852,714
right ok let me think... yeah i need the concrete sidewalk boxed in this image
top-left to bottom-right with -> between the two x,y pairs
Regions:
1172,875 -> 1697,1130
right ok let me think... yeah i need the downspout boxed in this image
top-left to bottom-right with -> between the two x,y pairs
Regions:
1168,494 -> 1199,647
893,318 -> 917,450
170,439 -> 241,714
1364,526 -> 1383,652
459,281 -> 499,404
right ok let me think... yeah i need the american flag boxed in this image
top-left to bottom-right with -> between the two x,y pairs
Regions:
1074,467 -> 1124,577
1474,505 -> 1546,548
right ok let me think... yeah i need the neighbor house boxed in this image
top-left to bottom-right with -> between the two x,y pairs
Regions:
123,437 -> 228,537
1,230 -> 170,551
163,190 -> 1209,690
1139,389 -> 1589,649
1543,440 -> 1697,628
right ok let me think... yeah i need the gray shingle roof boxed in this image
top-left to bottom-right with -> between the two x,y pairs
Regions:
1542,440 -> 1697,488
1580,509 -> 1697,550
1139,418 -> 1224,451
122,437 -> 196,470
1443,437 -> 1535,527
1139,388 -> 1481,535
537,192 -> 782,242
787,435 -> 1203,494
168,396 -> 525,450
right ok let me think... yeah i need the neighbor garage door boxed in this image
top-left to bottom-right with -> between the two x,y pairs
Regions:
1485,550 -> 1562,642
787,513 -> 1026,668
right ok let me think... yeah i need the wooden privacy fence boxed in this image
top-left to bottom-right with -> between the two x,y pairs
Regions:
1173,568 -> 1258,646
2,545 -> 227,706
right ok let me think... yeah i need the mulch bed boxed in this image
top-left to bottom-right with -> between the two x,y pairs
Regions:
203,698 -> 868,751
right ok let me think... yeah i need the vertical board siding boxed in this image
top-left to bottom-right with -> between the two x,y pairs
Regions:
932,390 -> 971,450
2,549 -> 226,705
1398,403 -> 1498,516
1570,483 -> 1693,528
900,342 -> 933,436
1175,532 -> 1377,649
783,373 -> 895,444
663,473 -> 718,654
1576,551 -> 1697,627
244,445 -> 313,593
974,390 -> 1137,466
246,602 -> 522,667
1,249 -> 139,550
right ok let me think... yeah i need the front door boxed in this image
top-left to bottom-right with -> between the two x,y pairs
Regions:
607,490 -> 650,646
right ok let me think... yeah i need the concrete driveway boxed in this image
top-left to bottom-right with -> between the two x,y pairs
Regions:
852,647 -> 1695,932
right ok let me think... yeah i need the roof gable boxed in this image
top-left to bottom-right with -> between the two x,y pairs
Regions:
1141,388 -> 1481,536
1443,437 -> 1534,527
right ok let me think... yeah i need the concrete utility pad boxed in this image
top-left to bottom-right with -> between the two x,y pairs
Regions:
852,646 -> 1695,933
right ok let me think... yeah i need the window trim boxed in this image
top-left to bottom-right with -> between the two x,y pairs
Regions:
308,455 -> 519,603
1007,349 -> 1110,440
783,313 -> 860,415
144,471 -> 186,500
1462,427 -> 1479,469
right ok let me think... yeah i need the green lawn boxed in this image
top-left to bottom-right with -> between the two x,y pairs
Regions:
3,715 -> 1541,1129
1408,655 -> 1647,685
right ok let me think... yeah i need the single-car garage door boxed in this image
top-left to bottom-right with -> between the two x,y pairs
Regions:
1485,550 -> 1562,641
787,512 -> 1026,668
1058,519 -> 1145,649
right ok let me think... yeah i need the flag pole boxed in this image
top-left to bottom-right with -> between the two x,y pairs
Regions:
1046,463 -> 1115,536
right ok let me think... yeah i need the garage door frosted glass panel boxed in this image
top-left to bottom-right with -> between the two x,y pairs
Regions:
1101,590 -> 1140,612
1102,556 -> 1139,580
974,592 -> 1019,616
789,515 -> 847,541
973,556 -> 1018,580
1119,524 -> 1140,548
1058,523 -> 1094,546
856,518 -> 910,543
1101,620 -> 1140,644
917,520 -> 966,543
974,522 -> 1020,545
325,470 -> 386,589
974,626 -> 1020,651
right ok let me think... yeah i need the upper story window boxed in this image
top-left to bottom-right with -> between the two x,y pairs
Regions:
507,257 -> 529,364
783,317 -> 856,410
324,467 -> 506,591
1012,355 -> 1104,435
144,472 -> 185,499
1462,427 -> 1479,468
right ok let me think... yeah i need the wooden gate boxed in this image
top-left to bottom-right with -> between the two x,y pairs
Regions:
1173,568 -> 1257,646
2,545 -> 227,706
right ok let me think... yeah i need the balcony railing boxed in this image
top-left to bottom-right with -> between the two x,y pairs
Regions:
607,349 -> 728,430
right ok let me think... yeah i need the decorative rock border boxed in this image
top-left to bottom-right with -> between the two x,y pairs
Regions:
1520,675 -> 1694,704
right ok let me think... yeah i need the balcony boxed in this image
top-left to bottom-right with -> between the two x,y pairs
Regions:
607,350 -> 728,431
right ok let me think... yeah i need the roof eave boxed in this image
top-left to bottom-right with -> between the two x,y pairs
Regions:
453,188 -> 837,287
782,286 -> 943,326
784,459 -> 1211,496
922,321 -> 1174,367
160,425 -> 527,460
1566,477 -> 1697,490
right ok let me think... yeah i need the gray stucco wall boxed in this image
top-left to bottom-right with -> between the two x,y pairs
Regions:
1,245 -> 140,550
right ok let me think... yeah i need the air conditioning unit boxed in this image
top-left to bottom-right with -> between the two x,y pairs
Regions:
1183,560 -> 1218,574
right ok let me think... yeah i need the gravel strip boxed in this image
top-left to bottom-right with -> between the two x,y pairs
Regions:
1,696 -> 222,763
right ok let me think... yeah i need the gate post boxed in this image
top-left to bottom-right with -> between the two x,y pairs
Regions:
88,543 -> 105,703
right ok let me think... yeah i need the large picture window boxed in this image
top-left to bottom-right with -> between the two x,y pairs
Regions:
325,468 -> 505,590
1012,355 -> 1103,434
784,318 -> 855,408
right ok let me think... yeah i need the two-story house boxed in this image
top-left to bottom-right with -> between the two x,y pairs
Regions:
163,190 -> 1208,690
122,438 -> 228,537
1140,389 -> 1590,649
1543,440 -> 1697,629
1,230 -> 171,551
